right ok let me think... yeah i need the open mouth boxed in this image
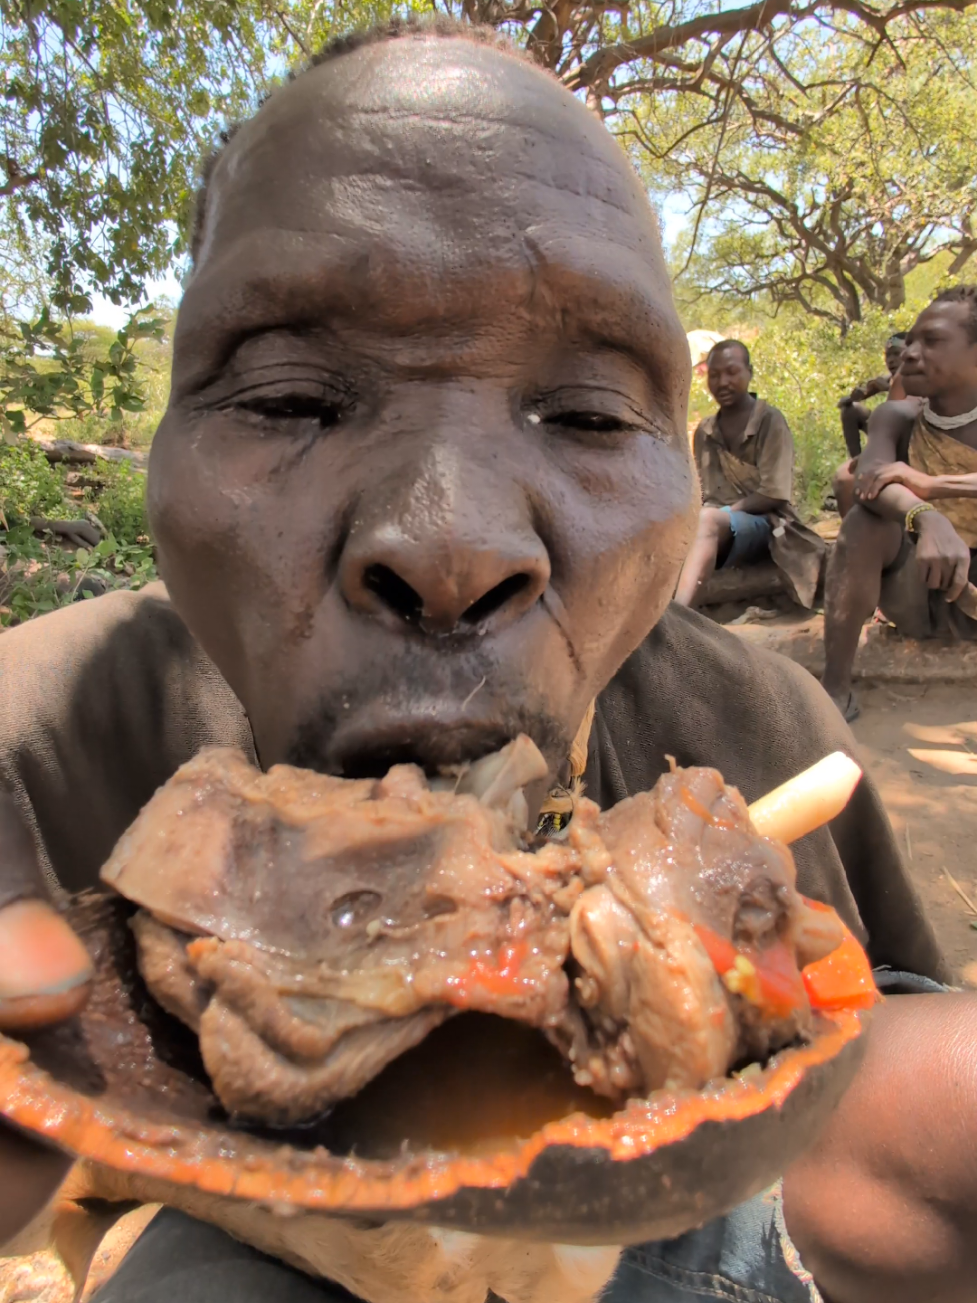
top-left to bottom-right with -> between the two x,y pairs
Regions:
332,724 -> 521,781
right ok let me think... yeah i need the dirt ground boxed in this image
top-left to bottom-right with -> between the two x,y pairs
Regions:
848,682 -> 977,985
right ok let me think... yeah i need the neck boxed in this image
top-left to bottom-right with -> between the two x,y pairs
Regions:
929,384 -> 977,418
719,393 -> 755,419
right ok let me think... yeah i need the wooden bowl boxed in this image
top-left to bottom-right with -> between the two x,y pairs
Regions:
0,892 -> 868,1246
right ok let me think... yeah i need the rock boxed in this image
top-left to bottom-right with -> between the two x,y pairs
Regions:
729,614 -> 977,683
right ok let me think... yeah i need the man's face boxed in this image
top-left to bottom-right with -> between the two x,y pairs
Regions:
900,302 -> 977,398
706,347 -> 752,409
884,339 -> 906,376
148,38 -> 696,784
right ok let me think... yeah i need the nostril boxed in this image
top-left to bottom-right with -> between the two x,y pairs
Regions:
363,563 -> 423,623
461,573 -> 531,626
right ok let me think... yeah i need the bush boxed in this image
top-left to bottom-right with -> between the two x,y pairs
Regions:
93,461 -> 150,543
0,441 -> 70,524
0,441 -> 156,626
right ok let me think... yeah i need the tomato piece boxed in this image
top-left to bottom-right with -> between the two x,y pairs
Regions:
802,930 -> 877,1011
694,924 -> 738,975
694,925 -> 805,1018
444,941 -> 533,1005
752,940 -> 807,1018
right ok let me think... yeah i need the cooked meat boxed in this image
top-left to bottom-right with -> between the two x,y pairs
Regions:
102,743 -> 846,1124
568,884 -> 737,1095
103,741 -> 581,1120
583,766 -> 842,1073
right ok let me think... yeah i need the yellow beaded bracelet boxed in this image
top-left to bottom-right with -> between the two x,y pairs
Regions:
905,502 -> 936,535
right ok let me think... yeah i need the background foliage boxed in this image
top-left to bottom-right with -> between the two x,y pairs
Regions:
0,439 -> 155,624
2,0 -> 977,621
681,255 -> 958,515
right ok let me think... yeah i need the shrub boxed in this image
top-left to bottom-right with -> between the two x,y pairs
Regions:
92,461 -> 150,544
0,441 -> 70,524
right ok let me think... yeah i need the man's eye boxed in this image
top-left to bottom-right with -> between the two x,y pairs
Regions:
238,394 -> 344,428
547,410 -> 629,433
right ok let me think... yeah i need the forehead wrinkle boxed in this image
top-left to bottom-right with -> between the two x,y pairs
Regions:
213,118 -> 646,251
182,231 -> 666,344
335,108 -> 642,220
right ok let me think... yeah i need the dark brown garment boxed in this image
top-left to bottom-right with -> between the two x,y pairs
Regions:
0,582 -> 948,981
872,413 -> 977,641
693,401 -> 826,608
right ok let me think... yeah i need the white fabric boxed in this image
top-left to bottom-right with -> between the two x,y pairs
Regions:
921,399 -> 977,430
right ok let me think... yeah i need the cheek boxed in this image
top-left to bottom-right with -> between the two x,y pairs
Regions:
551,435 -> 697,573
148,416 -> 342,664
545,436 -> 698,655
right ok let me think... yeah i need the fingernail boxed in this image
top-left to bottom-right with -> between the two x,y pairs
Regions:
0,899 -> 93,1000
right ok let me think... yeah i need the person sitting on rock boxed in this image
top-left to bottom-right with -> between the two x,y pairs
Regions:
675,340 -> 824,609
833,333 -> 910,517
838,333 -> 908,460
822,287 -> 977,722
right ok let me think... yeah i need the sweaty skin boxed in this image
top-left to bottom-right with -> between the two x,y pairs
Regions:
149,39 -> 698,783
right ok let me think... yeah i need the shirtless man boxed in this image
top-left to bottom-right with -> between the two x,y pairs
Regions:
822,287 -> 977,722
838,333 -> 908,460
0,23 -> 975,1303
833,334 -> 911,518
675,341 -> 823,609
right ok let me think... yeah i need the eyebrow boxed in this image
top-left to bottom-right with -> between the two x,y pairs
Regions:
173,228 -> 680,402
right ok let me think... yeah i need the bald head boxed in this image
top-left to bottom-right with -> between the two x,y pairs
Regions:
150,31 -> 696,783
196,32 -> 667,274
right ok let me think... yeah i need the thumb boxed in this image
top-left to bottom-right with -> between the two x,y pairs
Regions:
0,794 -> 92,1033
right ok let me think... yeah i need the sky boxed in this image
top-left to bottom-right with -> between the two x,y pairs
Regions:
89,270 -> 185,329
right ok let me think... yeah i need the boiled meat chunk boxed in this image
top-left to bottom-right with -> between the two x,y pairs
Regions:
572,766 -> 843,1081
101,742 -> 845,1125
103,742 -> 582,1123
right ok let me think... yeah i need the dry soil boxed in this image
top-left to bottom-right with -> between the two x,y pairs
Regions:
850,681 -> 977,985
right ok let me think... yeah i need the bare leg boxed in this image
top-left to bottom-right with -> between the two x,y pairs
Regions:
840,403 -> 868,460
675,508 -> 733,607
833,459 -> 858,519
822,505 -> 903,719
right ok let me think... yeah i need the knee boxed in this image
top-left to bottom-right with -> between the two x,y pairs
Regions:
697,507 -> 728,539
834,503 -> 883,556
832,460 -> 855,496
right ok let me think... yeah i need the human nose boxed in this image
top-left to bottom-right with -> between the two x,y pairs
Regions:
339,448 -> 551,636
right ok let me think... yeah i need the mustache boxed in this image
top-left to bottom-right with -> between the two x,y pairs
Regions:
284,654 -> 572,779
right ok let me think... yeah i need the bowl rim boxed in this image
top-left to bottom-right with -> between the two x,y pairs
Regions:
0,1007 -> 865,1214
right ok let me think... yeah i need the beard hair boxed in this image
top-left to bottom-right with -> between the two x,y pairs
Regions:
284,648 -> 573,779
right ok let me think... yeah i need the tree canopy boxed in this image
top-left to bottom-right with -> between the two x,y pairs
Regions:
632,10 -> 977,330
2,0 -> 976,434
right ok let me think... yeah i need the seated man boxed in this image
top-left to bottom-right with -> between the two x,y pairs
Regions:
823,286 -> 977,722
838,332 -> 908,460
675,340 -> 823,608
0,23 -> 974,1303
833,333 -> 910,518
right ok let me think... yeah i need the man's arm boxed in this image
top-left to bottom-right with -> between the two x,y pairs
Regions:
839,375 -> 889,407
853,403 -> 971,598
861,465 -> 977,502
748,407 -> 794,515
784,994 -> 977,1303
728,491 -> 787,515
